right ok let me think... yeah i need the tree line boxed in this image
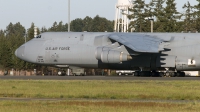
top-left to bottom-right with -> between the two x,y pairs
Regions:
128,0 -> 200,32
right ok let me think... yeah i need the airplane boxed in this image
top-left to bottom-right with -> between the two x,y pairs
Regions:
15,32 -> 200,77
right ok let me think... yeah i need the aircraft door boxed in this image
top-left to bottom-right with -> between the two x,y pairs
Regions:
45,51 -> 50,63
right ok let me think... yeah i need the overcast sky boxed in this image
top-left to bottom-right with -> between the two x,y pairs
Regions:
0,0 -> 198,30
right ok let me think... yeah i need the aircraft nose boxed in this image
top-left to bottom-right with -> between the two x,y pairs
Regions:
15,46 -> 25,58
15,49 -> 17,56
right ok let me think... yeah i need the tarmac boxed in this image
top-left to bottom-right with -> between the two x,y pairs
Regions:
0,76 -> 200,80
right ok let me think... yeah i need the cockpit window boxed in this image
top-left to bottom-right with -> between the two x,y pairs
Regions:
36,35 -> 42,38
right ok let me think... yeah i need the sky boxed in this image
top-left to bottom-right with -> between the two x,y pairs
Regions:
0,0 -> 198,30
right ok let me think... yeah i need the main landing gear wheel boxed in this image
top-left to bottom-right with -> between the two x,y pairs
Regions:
159,72 -> 165,77
170,72 -> 176,77
166,72 -> 176,77
165,72 -> 170,77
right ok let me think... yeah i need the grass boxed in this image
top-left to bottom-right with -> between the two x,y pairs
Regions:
0,80 -> 200,100
0,80 -> 200,111
0,100 -> 200,112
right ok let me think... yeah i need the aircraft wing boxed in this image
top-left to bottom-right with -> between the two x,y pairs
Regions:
108,33 -> 170,53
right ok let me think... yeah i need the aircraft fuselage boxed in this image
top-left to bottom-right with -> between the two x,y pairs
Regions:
15,32 -> 200,71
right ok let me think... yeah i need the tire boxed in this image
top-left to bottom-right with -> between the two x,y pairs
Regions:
140,71 -> 151,77
159,72 -> 165,77
181,72 -> 186,77
165,72 -> 170,77
134,71 -> 140,76
151,72 -> 159,77
180,72 -> 185,77
81,73 -> 85,76
170,72 -> 176,77
118,72 -> 122,76
177,72 -> 185,77
176,72 -> 181,77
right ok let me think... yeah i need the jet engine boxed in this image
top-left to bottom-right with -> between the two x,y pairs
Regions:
95,44 -> 132,63
95,47 -> 110,60
101,50 -> 130,63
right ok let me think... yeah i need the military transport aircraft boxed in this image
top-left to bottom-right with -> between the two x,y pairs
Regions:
15,32 -> 200,77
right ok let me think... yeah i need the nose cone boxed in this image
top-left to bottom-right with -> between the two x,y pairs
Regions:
15,49 -> 17,57
15,46 -> 25,59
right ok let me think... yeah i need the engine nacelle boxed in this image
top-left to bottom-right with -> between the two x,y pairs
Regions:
95,47 -> 110,60
95,42 -> 121,60
101,50 -> 131,63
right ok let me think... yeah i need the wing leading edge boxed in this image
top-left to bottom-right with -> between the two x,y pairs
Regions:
108,33 -> 171,53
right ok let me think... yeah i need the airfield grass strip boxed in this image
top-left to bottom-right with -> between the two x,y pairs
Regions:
0,100 -> 200,112
0,80 -> 200,100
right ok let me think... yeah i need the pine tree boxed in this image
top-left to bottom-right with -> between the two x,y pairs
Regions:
193,0 -> 200,31
82,16 -> 93,31
163,0 -> 179,32
49,22 -> 58,31
71,18 -> 84,32
0,30 -> 5,68
0,30 -> 4,37
41,27 -> 48,33
27,23 -> 40,40
149,0 -> 165,32
57,21 -> 65,31
182,1 -> 196,32
89,15 -> 113,32
128,0 -> 148,32
6,22 -> 25,37
1,23 -> 26,69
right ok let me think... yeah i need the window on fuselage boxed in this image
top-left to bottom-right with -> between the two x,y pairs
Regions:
36,35 -> 42,38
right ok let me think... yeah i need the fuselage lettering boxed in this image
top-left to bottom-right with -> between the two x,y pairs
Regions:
45,47 -> 70,50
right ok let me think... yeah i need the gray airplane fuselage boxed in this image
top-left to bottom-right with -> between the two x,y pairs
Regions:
15,32 -> 200,71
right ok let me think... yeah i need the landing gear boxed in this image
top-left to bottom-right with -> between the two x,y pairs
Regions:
134,71 -> 140,76
133,71 -> 186,77
164,72 -> 186,77
151,71 -> 160,77
158,72 -> 165,77
170,72 -> 176,77
176,72 -> 185,77
134,71 -> 158,77
58,70 -> 66,76
140,71 -> 151,77
165,72 -> 176,77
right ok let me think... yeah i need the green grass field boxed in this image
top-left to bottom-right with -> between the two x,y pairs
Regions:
0,80 -> 200,111
0,80 -> 200,100
0,100 -> 200,112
